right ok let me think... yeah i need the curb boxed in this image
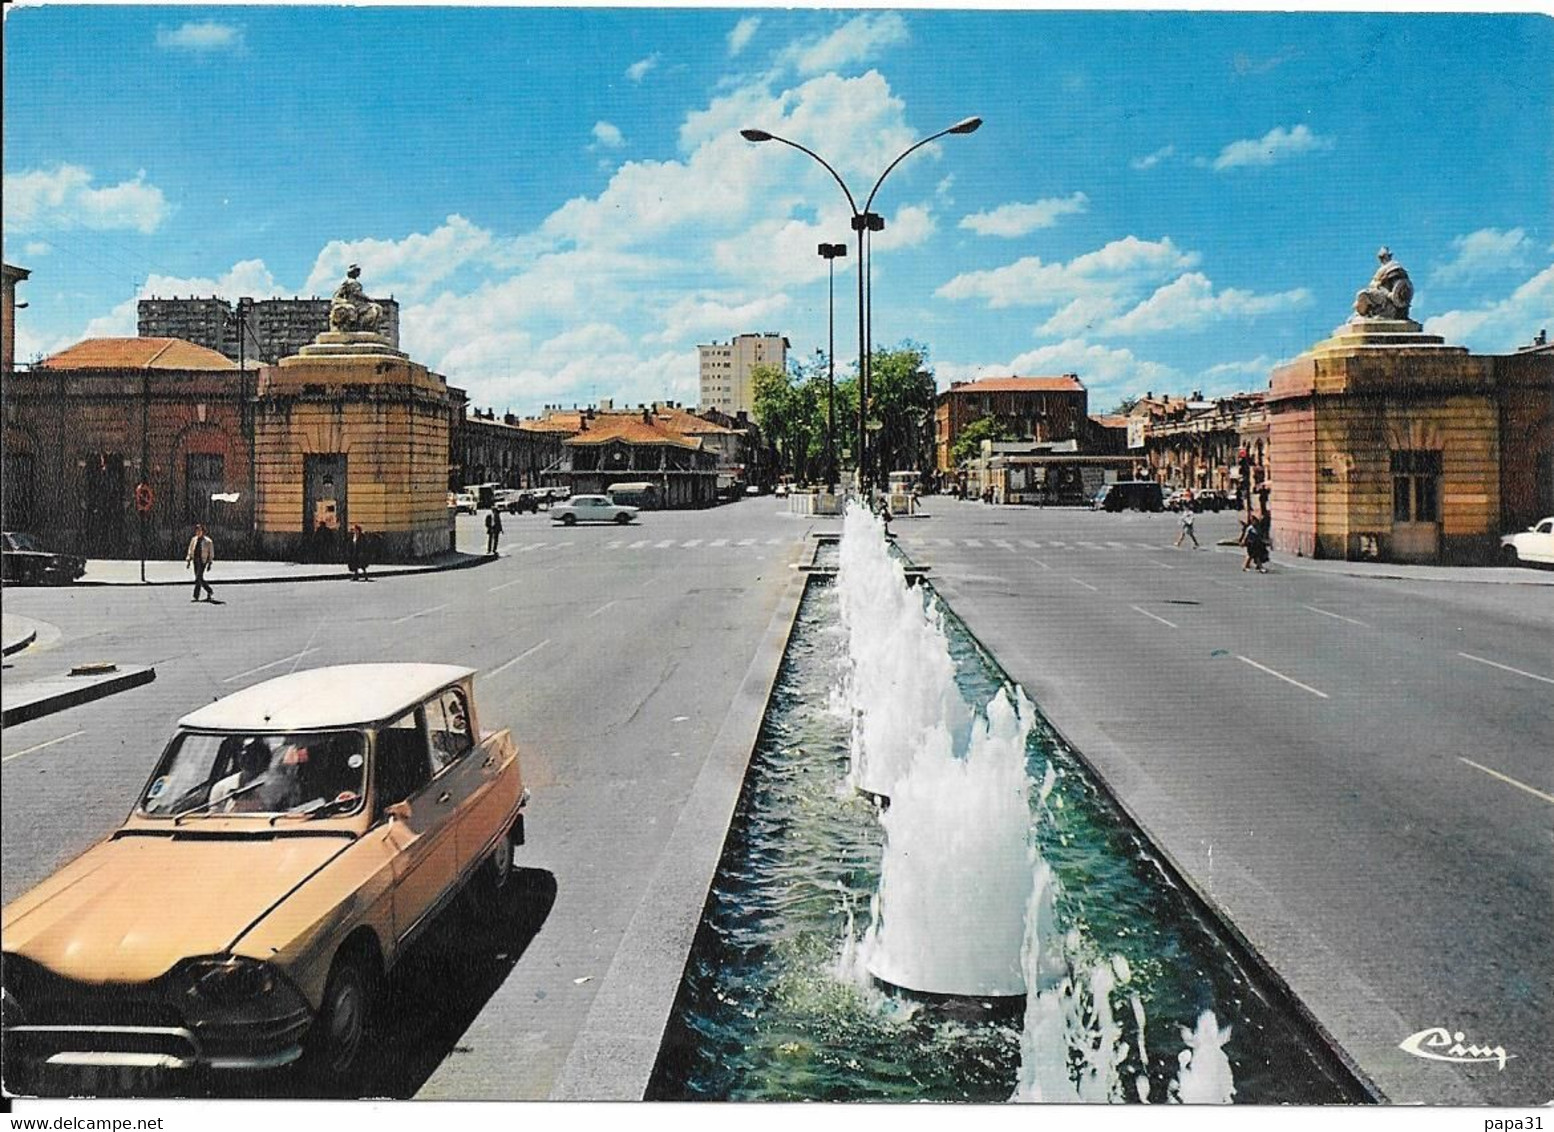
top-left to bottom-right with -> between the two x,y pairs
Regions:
74,555 -> 493,588
2,628 -> 38,657
2,665 -> 156,727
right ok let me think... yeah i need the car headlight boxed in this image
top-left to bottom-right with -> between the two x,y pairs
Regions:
177,956 -> 282,1006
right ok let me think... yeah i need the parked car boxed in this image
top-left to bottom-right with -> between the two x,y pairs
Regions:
1195,489 -> 1233,512
549,494 -> 638,525
1094,481 -> 1165,512
452,491 -> 478,515
2,531 -> 87,586
1165,489 -> 1198,513
1,663 -> 529,1085
1500,516 -> 1554,565
774,482 -> 791,498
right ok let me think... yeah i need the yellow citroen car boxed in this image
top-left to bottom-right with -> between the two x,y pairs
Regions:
1,663 -> 528,1086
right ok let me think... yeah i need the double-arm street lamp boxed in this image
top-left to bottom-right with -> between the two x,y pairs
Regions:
741,116 -> 981,489
817,241 -> 848,488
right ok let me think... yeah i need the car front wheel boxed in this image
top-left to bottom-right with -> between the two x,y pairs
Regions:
300,952 -> 373,1083
561,513 -> 577,526
615,512 -> 632,524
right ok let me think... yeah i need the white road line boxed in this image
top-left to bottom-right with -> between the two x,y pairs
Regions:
993,539 -> 1015,550
1458,652 -> 1554,686
1021,540 -> 1042,548
682,539 -> 703,548
1145,558 -> 1176,570
1458,758 -> 1554,806
1133,542 -> 1157,550
1048,540 -> 1068,548
1071,578 -> 1099,592
585,600 -> 617,619
964,538 -> 984,547
391,603 -> 449,626
1237,655 -> 1329,699
486,639 -> 552,679
1131,605 -> 1179,629
519,542 -> 549,553
1031,558 -> 1052,571
1303,605 -> 1370,628
710,538 -> 729,547
553,541 -> 574,549
1077,540 -> 1103,549
628,540 -> 650,549
223,648 -> 321,682
3,730 -> 86,764
655,539 -> 675,549
1105,541 -> 1131,549
765,537 -> 783,545
488,575 -> 528,592
737,538 -> 756,546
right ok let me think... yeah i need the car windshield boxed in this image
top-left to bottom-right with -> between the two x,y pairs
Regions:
140,729 -> 368,819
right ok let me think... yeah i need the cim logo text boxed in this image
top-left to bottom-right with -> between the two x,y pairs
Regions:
1399,1027 -> 1513,1070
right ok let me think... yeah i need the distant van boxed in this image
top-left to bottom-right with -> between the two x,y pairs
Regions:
607,481 -> 659,509
1094,481 -> 1165,512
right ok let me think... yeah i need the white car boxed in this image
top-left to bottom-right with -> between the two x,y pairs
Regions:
550,494 -> 639,525
1500,516 -> 1554,565
451,492 -> 478,515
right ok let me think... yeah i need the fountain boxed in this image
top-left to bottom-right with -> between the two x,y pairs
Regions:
649,502 -> 1367,1104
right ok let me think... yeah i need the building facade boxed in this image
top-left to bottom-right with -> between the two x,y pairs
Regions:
3,338 -> 254,556
458,409 -> 568,490
1139,394 -> 1270,503
934,375 -> 1089,475
559,410 -> 720,507
139,295 -> 401,366
698,333 -> 789,416
1266,319 -> 1553,564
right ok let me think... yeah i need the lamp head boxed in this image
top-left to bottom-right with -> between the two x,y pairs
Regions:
948,116 -> 983,135
740,128 -> 774,142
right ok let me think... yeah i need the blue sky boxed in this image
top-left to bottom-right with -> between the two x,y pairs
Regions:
4,5 -> 1551,414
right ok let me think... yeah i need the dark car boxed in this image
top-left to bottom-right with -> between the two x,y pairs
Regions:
501,490 -> 541,514
1095,482 -> 1165,513
2,532 -> 87,586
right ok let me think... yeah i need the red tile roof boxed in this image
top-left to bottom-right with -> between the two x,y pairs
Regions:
565,415 -> 702,449
40,337 -> 239,371
943,375 -> 1085,394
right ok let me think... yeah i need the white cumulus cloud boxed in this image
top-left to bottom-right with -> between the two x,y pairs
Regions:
1104,273 -> 1311,335
155,21 -> 243,52
936,236 -> 1199,310
652,292 -> 793,345
1212,124 -> 1331,171
960,193 -> 1089,238
592,121 -> 625,149
1424,264 -> 1554,352
1131,145 -> 1174,171
302,215 -> 495,301
1431,227 -> 1534,285
778,12 -> 910,76
728,16 -> 761,57
3,165 -> 169,235
626,54 -> 660,83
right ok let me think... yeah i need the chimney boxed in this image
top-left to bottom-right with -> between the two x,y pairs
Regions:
642,406 -> 652,425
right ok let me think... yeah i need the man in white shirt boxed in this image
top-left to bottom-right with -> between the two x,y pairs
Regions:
185,523 -> 215,601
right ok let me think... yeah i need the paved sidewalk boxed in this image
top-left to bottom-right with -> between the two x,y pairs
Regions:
1,613 -> 41,656
76,549 -> 489,587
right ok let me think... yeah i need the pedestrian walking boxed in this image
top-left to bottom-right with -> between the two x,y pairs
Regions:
346,523 -> 368,580
1174,507 -> 1200,548
484,507 -> 504,556
185,523 -> 216,601
1240,515 -> 1269,573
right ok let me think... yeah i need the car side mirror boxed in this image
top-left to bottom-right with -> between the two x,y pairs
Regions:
386,800 -> 412,822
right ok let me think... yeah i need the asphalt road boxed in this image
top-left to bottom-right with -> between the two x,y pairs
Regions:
1,497 -> 812,1099
3,495 -> 1549,1105
903,499 -> 1553,1106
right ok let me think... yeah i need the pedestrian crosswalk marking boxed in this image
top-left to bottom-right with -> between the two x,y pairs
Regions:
629,540 -> 650,549
682,539 -> 703,548
1020,540 -> 1042,548
737,538 -> 756,546
710,538 -> 729,547
993,539 -> 1015,550
655,539 -> 675,549
607,540 -> 624,550
964,538 -> 984,547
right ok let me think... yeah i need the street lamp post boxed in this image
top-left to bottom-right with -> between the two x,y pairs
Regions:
817,242 -> 847,488
741,116 -> 980,492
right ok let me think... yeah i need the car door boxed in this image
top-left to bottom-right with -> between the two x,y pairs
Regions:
375,708 -> 460,943
424,686 -> 492,874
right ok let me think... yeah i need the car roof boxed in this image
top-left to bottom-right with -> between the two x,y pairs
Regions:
178,663 -> 475,731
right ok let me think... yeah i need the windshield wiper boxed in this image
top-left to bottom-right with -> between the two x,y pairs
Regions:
173,778 -> 267,824
270,795 -> 361,824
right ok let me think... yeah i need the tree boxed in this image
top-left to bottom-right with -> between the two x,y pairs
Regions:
951,414 -> 1017,466
866,342 -> 937,485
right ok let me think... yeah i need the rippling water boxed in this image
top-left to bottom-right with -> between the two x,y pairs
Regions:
649,563 -> 1364,1103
